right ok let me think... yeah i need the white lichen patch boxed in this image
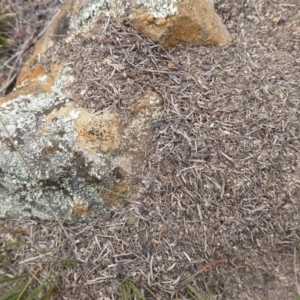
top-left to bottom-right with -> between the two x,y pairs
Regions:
71,0 -> 124,30
71,0 -> 178,29
136,0 -> 177,18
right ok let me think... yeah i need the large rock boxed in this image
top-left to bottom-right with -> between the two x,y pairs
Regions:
128,0 -> 232,48
73,0 -> 232,48
0,0 -> 230,222
1,85 -> 163,221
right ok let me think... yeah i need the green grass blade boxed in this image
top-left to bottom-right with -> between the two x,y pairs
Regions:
99,186 -> 126,198
0,282 -> 28,300
0,274 -> 29,284
23,271 -> 57,300
185,284 -> 214,300
0,226 -> 40,253
0,225 -> 78,300
120,281 -> 130,300
38,271 -> 62,300
0,35 -> 4,51
39,284 -> 57,300
0,242 -> 22,251
120,281 -> 146,300
127,281 -> 146,300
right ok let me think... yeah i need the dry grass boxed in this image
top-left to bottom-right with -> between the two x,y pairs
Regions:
1,0 -> 300,299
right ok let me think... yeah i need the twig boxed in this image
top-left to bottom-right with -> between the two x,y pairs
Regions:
0,31 -> 35,94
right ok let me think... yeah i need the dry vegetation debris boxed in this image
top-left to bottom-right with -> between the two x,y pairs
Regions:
1,0 -> 300,299
0,0 -> 64,96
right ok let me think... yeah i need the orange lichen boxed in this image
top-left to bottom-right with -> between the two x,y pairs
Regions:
72,203 -> 93,219
153,18 -> 167,26
75,110 -> 122,154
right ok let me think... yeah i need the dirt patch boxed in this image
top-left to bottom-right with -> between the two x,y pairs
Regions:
1,0 -> 300,299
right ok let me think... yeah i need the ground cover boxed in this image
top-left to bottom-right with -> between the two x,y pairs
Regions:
1,0 -> 300,299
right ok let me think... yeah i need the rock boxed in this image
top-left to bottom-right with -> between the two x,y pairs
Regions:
128,0 -> 232,48
72,0 -> 231,48
0,84 -> 162,221
0,0 -> 230,222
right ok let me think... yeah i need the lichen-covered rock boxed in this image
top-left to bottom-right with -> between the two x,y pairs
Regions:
128,0 -> 232,48
0,0 -> 230,222
0,82 -> 162,221
72,0 -> 231,48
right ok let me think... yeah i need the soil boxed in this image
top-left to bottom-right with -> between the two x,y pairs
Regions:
1,0 -> 300,299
